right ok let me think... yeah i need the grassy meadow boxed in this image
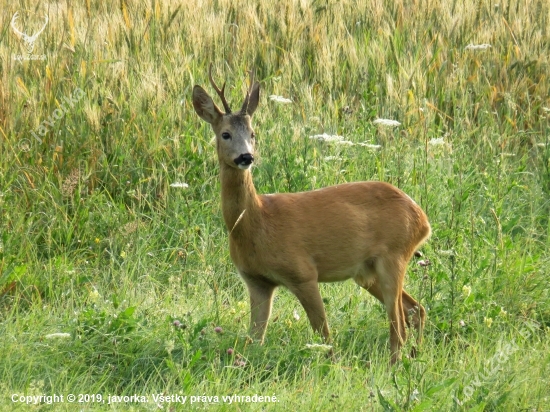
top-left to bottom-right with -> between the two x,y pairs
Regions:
1,0 -> 550,410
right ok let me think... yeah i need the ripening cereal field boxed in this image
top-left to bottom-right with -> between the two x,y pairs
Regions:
1,0 -> 549,410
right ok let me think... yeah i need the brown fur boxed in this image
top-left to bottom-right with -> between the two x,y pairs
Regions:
192,70 -> 431,364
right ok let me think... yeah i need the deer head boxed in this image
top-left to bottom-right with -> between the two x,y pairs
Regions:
192,64 -> 260,170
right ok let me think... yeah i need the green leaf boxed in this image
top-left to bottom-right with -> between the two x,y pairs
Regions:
377,387 -> 399,412
424,378 -> 456,397
112,293 -> 120,309
410,399 -> 434,412
118,306 -> 136,319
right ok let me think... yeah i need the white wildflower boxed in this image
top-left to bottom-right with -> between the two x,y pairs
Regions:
542,107 -> 550,113
269,95 -> 292,104
310,134 -> 354,145
357,143 -> 382,149
324,156 -> 343,161
305,343 -> 333,352
45,333 -> 71,340
462,285 -> 472,297
335,140 -> 354,146
293,309 -> 300,321
170,182 -> 189,188
309,133 -> 345,142
373,118 -> 401,127
465,44 -> 491,50
428,137 -> 446,146
439,249 -> 455,256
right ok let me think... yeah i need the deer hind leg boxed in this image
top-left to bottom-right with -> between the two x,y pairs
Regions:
244,277 -> 276,343
355,260 -> 425,357
402,290 -> 426,345
287,280 -> 330,342
358,280 -> 425,346
354,262 -> 407,348
364,257 -> 407,364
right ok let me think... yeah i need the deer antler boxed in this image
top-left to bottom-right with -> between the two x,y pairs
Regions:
208,63 -> 232,114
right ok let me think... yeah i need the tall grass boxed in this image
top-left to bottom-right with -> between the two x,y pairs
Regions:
1,0 -> 549,410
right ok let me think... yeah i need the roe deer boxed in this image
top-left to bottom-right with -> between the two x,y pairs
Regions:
192,65 -> 431,364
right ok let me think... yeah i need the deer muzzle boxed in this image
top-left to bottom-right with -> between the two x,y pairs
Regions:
234,153 -> 254,169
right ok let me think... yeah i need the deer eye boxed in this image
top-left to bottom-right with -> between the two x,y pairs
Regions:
221,132 -> 231,140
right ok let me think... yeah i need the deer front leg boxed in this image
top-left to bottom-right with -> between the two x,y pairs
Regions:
245,278 -> 276,343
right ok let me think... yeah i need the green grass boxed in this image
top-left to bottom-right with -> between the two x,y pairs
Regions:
1,0 -> 549,410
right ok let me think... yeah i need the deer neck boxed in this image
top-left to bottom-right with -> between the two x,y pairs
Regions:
219,163 -> 262,235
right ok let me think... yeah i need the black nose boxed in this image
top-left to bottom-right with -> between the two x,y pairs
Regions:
234,153 -> 254,166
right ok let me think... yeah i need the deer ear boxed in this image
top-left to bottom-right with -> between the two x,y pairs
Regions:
241,82 -> 260,117
192,85 -> 223,124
